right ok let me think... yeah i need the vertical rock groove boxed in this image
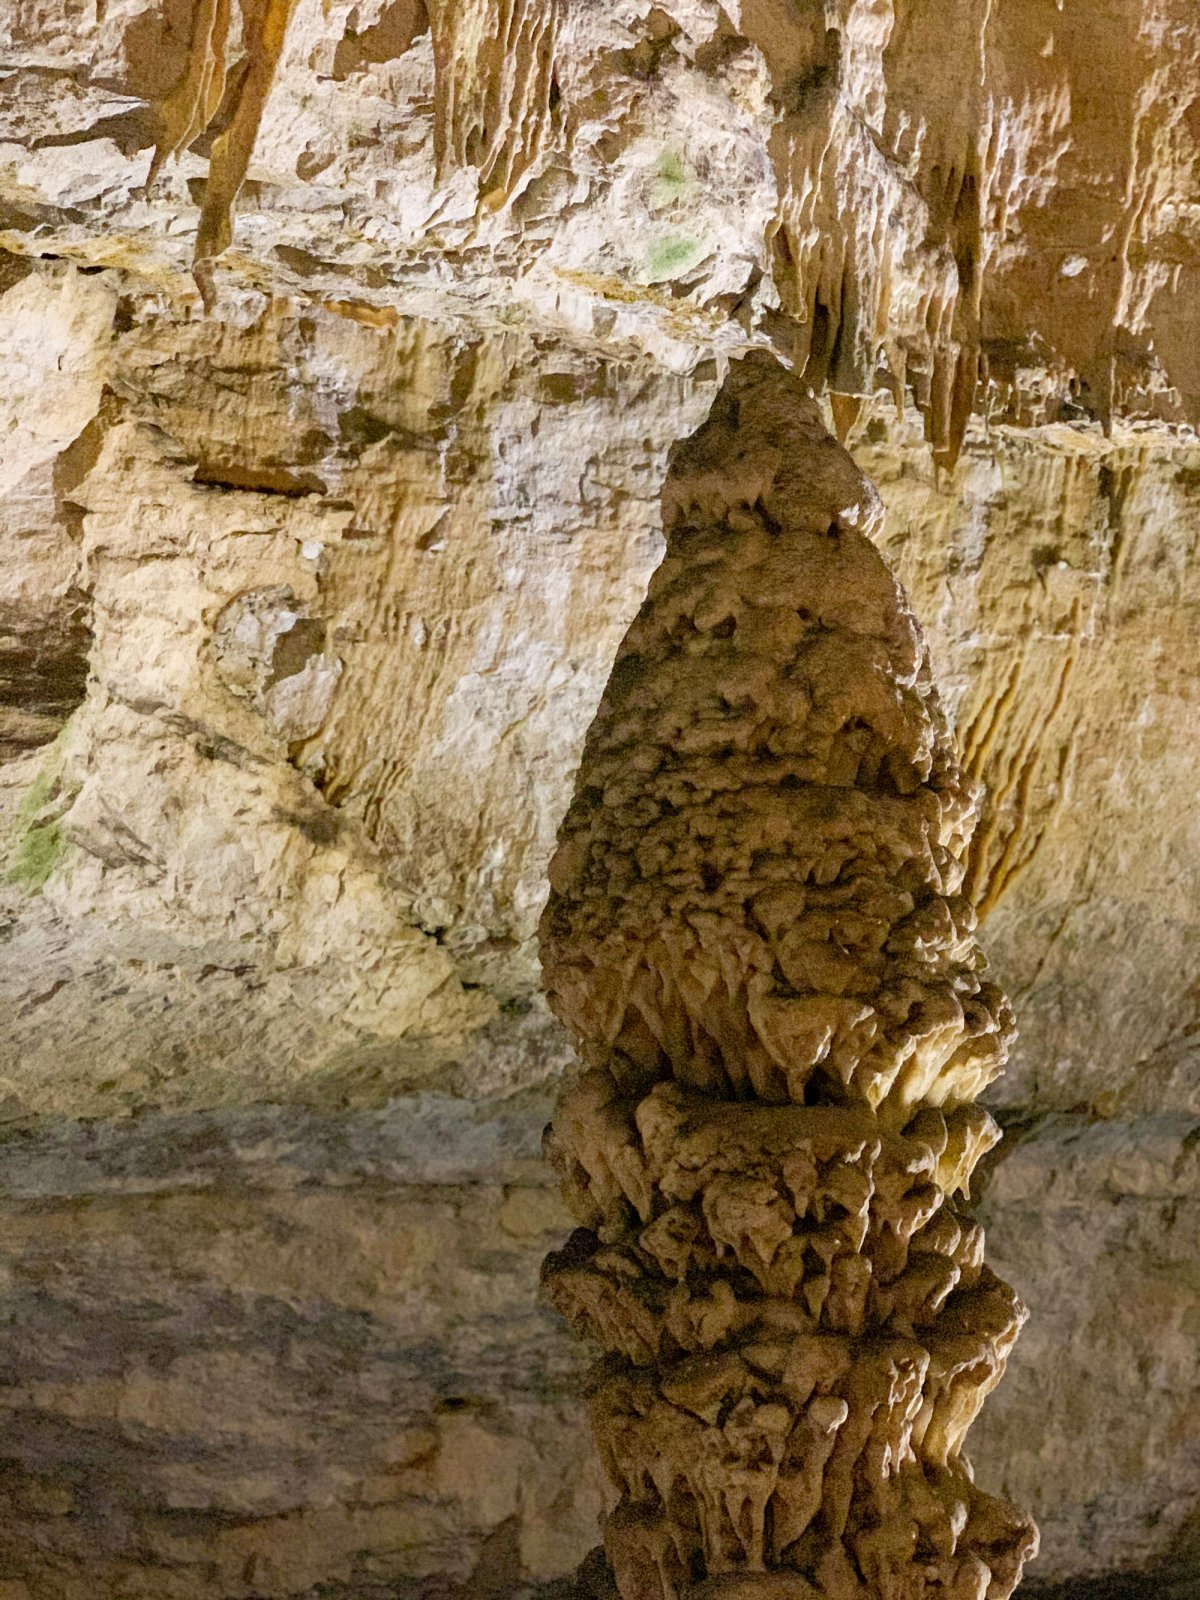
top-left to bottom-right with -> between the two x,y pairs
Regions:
429,0 -> 561,208
539,355 -> 1038,1600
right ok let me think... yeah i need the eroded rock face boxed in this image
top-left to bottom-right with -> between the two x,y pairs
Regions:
0,1095 -> 1192,1600
0,255 -> 1198,1597
541,358 -> 1036,1600
4,0 -> 1200,436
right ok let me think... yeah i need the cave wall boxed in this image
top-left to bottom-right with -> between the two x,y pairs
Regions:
5,280 -> 1200,1122
0,276 -> 1196,1600
0,1099 -> 1193,1600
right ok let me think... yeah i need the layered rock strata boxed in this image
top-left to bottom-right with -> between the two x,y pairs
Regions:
540,355 -> 1038,1600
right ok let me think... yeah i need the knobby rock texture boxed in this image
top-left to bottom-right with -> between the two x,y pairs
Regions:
541,358 -> 1036,1600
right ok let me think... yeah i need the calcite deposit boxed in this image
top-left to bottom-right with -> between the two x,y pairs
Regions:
541,357 -> 1037,1600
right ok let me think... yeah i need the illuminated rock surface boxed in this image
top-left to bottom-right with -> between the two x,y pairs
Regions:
0,1 -> 1199,1595
541,357 -> 1036,1600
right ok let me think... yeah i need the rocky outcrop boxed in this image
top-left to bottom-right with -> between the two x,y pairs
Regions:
1,262 -> 1198,1595
540,358 -> 1036,1600
4,0 -> 1200,434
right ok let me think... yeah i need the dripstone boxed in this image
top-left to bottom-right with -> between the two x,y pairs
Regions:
540,355 -> 1038,1600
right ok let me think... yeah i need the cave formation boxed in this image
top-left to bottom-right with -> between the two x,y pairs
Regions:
541,355 -> 1037,1600
4,0 -> 1200,1594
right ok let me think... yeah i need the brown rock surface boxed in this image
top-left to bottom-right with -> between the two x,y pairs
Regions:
4,0 -> 1200,436
0,265 -> 1197,1594
0,1095 -> 1192,1599
541,356 -> 1036,1600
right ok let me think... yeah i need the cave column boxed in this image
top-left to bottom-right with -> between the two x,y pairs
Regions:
539,356 -> 1038,1600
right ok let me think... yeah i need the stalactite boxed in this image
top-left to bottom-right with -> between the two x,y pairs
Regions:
540,354 -> 1037,1600
192,0 -> 301,308
769,36 -> 914,408
147,0 -> 301,306
146,0 -> 234,190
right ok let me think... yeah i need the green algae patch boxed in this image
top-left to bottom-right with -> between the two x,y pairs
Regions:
651,150 -> 690,208
642,234 -> 704,284
6,732 -> 71,892
9,820 -> 64,890
15,759 -> 57,827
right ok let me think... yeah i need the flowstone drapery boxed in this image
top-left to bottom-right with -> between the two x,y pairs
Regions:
539,356 -> 1038,1600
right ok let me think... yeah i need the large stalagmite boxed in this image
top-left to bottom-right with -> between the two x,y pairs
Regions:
539,355 -> 1038,1600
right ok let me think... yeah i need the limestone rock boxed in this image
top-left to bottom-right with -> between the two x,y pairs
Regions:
0,293 -> 710,1116
2,270 -> 1198,1122
541,359 -> 1036,1600
4,0 -> 1200,434
0,1 -> 1198,1593
0,1095 -> 1190,1599
542,361 -> 1013,1120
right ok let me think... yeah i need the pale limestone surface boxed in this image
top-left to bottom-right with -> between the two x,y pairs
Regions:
2,276 -> 1199,1119
0,266 -> 1197,1597
3,0 -> 1200,430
